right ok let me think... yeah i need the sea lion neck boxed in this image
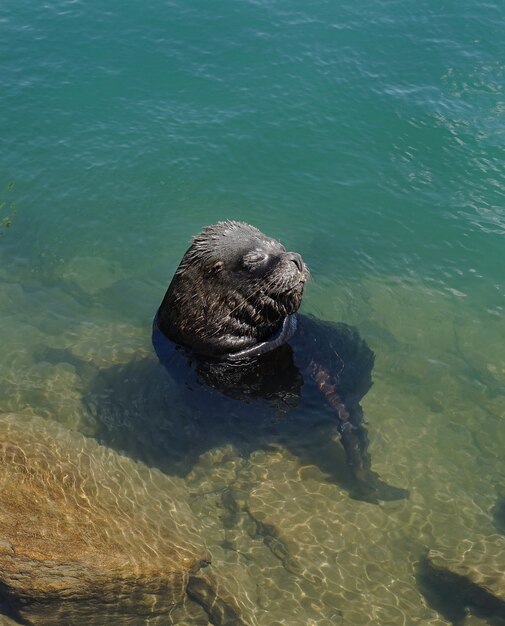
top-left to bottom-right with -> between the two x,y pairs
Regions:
222,313 -> 298,362
156,279 -> 288,358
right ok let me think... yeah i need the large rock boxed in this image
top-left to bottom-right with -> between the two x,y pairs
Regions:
0,413 -> 210,625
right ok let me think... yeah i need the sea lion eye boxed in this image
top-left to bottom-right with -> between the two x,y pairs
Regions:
242,251 -> 268,268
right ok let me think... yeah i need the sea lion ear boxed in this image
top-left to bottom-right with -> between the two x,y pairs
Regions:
211,260 -> 224,273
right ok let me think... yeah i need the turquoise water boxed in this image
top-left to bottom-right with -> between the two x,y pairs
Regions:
1,0 -> 505,623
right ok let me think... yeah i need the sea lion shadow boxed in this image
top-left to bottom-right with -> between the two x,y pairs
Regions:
83,355 -> 354,489
83,357 -> 201,477
83,319 -> 407,504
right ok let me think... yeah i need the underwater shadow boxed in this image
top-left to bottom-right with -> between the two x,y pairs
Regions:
82,316 -> 408,504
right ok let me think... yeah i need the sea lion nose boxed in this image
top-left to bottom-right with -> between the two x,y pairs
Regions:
285,252 -> 304,272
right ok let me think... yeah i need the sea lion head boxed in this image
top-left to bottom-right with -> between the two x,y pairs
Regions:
156,221 -> 309,358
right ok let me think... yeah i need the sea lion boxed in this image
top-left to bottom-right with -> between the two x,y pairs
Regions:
153,221 -> 407,502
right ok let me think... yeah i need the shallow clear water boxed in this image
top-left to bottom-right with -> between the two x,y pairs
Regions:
1,0 -> 504,623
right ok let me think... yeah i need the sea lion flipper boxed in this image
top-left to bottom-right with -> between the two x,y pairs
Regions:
309,360 -> 408,502
339,423 -> 409,502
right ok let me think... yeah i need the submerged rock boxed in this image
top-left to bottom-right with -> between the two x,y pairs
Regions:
426,537 -> 505,618
0,412 -> 211,625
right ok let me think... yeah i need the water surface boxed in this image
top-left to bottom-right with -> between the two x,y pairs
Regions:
1,0 -> 504,623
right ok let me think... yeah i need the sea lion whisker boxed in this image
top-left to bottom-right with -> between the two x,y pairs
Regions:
224,276 -> 281,319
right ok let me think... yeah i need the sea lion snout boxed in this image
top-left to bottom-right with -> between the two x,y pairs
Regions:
284,251 -> 305,274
